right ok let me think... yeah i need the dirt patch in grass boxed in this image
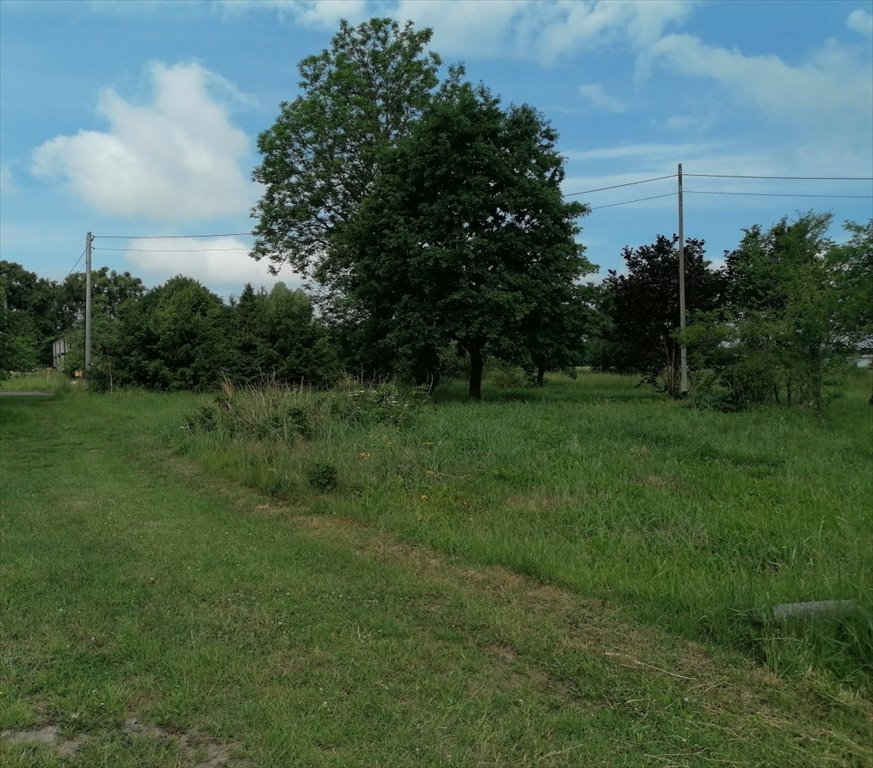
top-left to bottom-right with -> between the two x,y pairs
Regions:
124,718 -> 243,767
2,725 -> 80,759
1,720 -> 244,767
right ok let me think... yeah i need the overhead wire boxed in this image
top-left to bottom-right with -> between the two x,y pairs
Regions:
94,232 -> 254,240
685,190 -> 873,199
93,246 -> 252,253
565,169 -> 873,210
590,192 -> 675,210
684,173 -> 873,181
64,247 -> 87,279
564,174 -> 675,197
86,172 -> 871,244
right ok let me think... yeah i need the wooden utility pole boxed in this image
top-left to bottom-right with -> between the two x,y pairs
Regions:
85,231 -> 92,373
677,164 -> 688,395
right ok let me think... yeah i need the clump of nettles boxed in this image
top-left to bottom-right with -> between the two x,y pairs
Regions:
307,462 -> 338,492
328,379 -> 426,427
185,403 -> 219,432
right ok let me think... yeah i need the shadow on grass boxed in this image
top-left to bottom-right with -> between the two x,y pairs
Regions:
430,373 -> 662,406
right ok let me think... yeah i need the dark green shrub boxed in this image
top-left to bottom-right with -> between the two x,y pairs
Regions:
307,462 -> 338,492
185,404 -> 219,432
688,369 -> 742,412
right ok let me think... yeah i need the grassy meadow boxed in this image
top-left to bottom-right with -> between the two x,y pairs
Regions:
182,371 -> 873,684
1,370 -> 871,766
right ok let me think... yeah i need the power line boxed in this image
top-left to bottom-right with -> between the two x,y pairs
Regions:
85,172 -> 870,247
93,232 -> 254,240
590,192 -> 675,210
563,171 -> 872,199
64,247 -> 87,279
564,174 -> 675,197
93,246 -> 253,253
685,190 -> 873,199
684,173 -> 873,181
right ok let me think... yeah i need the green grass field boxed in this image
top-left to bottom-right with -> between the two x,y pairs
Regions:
1,372 -> 871,766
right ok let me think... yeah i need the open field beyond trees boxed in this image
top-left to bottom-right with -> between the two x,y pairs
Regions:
1,372 -> 871,766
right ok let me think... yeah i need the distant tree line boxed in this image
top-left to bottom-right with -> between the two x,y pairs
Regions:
2,208 -> 868,408
0,265 -> 340,391
2,17 -> 870,407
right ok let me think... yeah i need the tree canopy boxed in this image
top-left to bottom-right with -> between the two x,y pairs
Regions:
337,81 -> 591,399
251,18 -> 593,396
0,260 -> 63,367
252,17 -> 443,283
684,213 -> 871,409
600,235 -> 726,393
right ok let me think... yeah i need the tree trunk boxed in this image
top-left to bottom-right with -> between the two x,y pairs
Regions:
468,344 -> 484,401
536,361 -> 546,387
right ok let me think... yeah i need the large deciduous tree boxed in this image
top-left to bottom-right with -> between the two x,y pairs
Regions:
251,18 -> 442,284
97,276 -> 230,391
336,81 -> 591,400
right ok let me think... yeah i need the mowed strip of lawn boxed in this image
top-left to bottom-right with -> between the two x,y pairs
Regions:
1,389 -> 871,767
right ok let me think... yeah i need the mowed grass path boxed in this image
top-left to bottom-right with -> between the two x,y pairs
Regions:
1,385 -> 872,766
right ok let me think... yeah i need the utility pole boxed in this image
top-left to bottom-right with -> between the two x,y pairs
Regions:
677,164 -> 688,395
85,231 -> 92,375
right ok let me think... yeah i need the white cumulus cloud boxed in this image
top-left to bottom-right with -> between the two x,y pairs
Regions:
396,0 -> 696,63
578,83 -> 629,113
218,0 -> 368,27
644,34 -> 873,129
31,61 -> 256,222
847,9 -> 873,36
228,0 -> 696,64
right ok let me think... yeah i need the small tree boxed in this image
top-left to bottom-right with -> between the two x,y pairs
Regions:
831,219 -> 873,404
255,283 -> 339,386
690,213 -> 862,409
60,268 -> 146,386
730,213 -> 833,407
601,235 -> 726,393
96,277 -> 230,391
830,219 -> 873,352
228,283 -> 266,385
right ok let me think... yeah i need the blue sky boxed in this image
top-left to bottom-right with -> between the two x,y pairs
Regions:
1,0 -> 871,298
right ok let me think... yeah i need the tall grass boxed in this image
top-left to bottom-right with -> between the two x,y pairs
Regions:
178,370 -> 873,689
5,383 -> 871,766
0,369 -> 72,393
